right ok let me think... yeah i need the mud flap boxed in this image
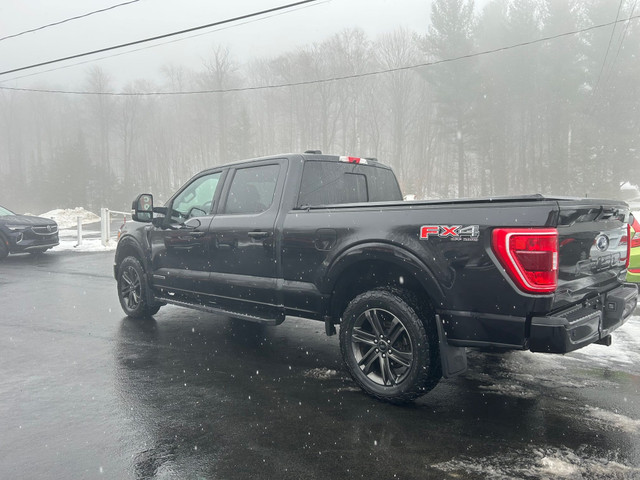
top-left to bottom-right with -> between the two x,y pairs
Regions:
324,315 -> 337,336
435,314 -> 468,378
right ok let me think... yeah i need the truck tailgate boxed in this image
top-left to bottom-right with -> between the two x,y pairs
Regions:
554,199 -> 630,311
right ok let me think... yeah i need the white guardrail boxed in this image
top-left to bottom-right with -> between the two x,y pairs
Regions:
99,208 -> 132,247
58,209 -> 132,248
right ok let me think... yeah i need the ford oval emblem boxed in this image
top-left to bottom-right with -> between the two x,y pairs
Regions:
595,234 -> 609,252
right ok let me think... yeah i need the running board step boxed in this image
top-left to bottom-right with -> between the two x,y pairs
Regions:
155,296 -> 285,325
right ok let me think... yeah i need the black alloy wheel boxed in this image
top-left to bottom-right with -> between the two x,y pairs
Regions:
339,288 -> 441,403
352,307 -> 413,386
117,256 -> 161,318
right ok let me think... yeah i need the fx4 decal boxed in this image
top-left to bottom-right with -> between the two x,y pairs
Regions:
420,225 -> 480,241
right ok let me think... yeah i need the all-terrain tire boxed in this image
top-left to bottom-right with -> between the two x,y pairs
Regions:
117,256 -> 161,318
339,288 -> 441,404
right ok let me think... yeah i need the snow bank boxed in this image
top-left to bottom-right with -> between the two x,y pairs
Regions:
39,207 -> 100,229
620,182 -> 640,212
36,207 -> 118,252
620,181 -> 638,192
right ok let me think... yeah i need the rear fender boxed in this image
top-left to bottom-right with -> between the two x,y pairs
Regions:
323,242 -> 445,307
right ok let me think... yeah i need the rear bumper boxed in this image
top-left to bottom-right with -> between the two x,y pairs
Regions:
529,284 -> 638,353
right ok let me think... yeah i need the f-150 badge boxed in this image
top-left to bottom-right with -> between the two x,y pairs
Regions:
420,225 -> 480,241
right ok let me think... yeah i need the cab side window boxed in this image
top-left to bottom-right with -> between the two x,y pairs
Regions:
172,172 -> 222,220
223,164 -> 280,215
298,161 -> 402,207
298,161 -> 368,206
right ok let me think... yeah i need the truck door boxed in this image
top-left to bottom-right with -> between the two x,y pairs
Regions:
149,170 -> 224,301
204,159 -> 286,317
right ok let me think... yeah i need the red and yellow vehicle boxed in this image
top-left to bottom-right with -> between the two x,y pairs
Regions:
628,213 -> 640,284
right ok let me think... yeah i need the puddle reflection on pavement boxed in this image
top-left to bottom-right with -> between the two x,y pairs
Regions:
114,308 -> 640,479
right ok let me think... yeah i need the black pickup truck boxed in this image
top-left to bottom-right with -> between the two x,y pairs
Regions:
114,152 -> 637,403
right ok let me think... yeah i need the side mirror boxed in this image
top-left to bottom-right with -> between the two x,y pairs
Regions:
132,193 -> 153,222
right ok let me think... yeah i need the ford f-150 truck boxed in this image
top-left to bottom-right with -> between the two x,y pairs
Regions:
114,152 -> 637,403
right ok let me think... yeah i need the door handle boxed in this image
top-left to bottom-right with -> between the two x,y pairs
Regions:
214,234 -> 236,249
176,230 -> 205,241
248,231 -> 270,239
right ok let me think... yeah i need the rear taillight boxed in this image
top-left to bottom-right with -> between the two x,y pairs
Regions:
620,230 -> 628,265
492,228 -> 558,294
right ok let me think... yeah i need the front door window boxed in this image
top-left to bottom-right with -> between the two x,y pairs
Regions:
171,172 -> 222,222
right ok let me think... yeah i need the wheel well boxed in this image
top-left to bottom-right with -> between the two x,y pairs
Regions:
115,241 -> 144,272
330,260 -> 433,322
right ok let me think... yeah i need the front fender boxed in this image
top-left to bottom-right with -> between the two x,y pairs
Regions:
114,234 -> 150,279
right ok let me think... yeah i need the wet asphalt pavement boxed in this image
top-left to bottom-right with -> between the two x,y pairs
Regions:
1,251 -> 639,479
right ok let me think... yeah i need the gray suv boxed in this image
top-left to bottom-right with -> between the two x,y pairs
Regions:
0,205 -> 59,259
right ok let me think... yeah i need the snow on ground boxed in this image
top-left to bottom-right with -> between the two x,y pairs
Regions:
432,445 -> 639,480
303,368 -> 339,380
586,406 -> 640,434
436,314 -> 640,477
566,315 -> 640,371
50,235 -> 117,253
466,313 -> 640,399
39,207 -> 101,229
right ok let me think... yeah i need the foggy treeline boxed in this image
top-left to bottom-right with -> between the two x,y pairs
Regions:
1,0 -> 639,214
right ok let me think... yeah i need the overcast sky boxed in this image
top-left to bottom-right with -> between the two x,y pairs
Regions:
0,0 -> 432,88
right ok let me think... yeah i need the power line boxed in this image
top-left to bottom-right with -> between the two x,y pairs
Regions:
0,0 -> 321,77
0,0 -> 140,42
603,0 -> 638,89
592,0 -> 625,97
2,12 -> 639,97
0,0 -> 330,84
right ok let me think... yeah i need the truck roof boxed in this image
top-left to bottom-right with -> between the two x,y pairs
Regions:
204,152 -> 394,171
